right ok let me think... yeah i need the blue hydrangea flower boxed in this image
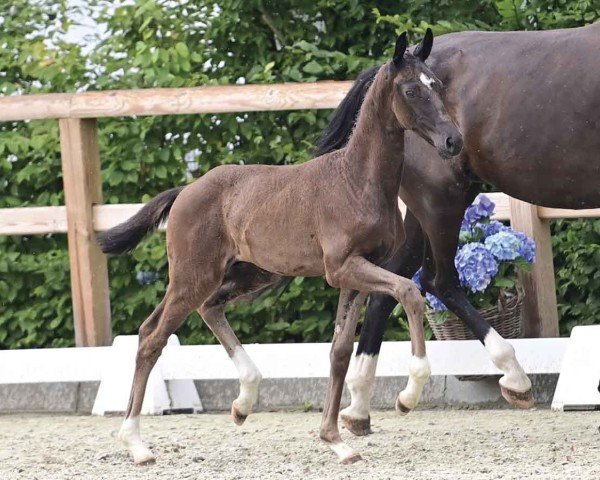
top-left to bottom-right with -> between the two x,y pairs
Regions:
426,292 -> 448,312
513,231 -> 536,263
484,231 -> 521,261
476,220 -> 510,238
455,243 -> 499,293
461,194 -> 496,231
411,269 -> 423,290
412,268 -> 448,311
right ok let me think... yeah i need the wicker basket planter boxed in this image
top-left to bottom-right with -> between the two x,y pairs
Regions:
426,290 -> 523,341
426,290 -> 523,381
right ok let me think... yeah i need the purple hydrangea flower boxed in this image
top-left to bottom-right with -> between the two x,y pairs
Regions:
461,194 -> 496,231
476,220 -> 510,238
455,243 -> 499,293
484,231 -> 521,261
513,231 -> 536,263
426,292 -> 448,312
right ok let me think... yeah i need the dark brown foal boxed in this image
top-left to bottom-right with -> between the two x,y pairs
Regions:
98,30 -> 462,465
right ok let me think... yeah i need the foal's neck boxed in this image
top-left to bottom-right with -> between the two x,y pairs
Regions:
344,68 -> 405,205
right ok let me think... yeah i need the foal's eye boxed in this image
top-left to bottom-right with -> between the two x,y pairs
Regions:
405,90 -> 416,98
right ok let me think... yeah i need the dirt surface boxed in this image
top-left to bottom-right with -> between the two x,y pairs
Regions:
0,409 -> 598,480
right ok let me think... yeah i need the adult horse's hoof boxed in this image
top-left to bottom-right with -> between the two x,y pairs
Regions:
501,385 -> 535,409
341,414 -> 371,436
231,402 -> 248,425
395,396 -> 412,416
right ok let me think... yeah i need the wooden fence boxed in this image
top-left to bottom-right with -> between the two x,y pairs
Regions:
1,82 -> 599,346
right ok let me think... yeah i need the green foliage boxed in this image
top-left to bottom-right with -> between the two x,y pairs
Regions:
552,219 -> 600,335
0,0 -> 598,348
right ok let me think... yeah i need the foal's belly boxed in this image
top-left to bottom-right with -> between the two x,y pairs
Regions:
233,225 -> 326,278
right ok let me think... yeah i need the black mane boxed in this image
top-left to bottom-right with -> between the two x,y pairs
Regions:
314,65 -> 381,157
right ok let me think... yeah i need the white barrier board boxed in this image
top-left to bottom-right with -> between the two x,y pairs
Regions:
551,326 -> 600,411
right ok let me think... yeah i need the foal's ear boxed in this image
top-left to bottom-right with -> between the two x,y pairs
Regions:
392,32 -> 408,69
414,28 -> 433,62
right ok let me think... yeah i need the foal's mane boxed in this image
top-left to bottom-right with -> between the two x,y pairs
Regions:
314,66 -> 381,157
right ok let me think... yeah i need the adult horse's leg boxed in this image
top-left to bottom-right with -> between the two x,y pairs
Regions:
421,223 -> 534,408
320,289 -> 367,464
323,256 -> 430,461
341,211 -> 425,436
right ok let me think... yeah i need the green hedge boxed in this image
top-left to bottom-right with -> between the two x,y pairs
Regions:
0,1 -> 598,348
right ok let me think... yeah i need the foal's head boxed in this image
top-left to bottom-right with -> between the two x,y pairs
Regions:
387,29 -> 462,159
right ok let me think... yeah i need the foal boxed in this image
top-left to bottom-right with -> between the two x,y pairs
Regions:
98,30 -> 462,465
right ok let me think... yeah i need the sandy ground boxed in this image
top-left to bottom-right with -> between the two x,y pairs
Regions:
0,409 -> 598,480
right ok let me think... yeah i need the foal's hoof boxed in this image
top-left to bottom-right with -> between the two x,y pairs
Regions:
341,414 -> 372,436
231,402 -> 248,426
501,386 -> 535,409
395,396 -> 412,416
132,449 -> 156,466
134,455 -> 156,466
342,452 -> 363,465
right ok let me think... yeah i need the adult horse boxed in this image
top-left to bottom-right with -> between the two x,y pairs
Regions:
98,31 -> 463,464
314,22 -> 600,435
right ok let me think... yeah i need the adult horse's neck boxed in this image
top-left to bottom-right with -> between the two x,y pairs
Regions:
343,67 -> 405,207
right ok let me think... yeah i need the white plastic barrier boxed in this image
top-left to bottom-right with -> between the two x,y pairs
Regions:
551,326 -> 600,411
2,335 -> 591,414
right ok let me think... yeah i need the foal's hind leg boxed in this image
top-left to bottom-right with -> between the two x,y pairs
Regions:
199,262 -> 281,425
119,289 -> 197,465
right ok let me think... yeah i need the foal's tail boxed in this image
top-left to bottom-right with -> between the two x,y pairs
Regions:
97,186 -> 184,254
314,65 -> 381,156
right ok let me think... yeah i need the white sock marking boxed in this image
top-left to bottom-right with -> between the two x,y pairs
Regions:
419,72 -> 435,90
484,329 -> 531,392
398,355 -> 431,410
119,417 -> 155,464
330,441 -> 358,461
342,354 -> 378,420
232,346 -> 262,415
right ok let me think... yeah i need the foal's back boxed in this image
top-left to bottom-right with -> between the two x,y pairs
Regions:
167,150 -> 347,277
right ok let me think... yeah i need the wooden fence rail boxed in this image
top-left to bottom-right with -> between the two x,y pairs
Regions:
1,82 -> 599,345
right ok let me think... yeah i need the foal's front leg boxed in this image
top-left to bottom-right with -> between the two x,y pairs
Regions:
320,289 -> 366,464
327,256 -> 431,416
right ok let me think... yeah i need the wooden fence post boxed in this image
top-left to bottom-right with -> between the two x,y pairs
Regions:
59,118 -> 112,346
509,198 -> 559,337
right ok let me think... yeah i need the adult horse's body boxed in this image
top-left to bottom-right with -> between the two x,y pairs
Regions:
315,23 -> 600,434
98,32 -> 463,464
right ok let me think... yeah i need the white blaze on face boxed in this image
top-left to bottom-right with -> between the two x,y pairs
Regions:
419,72 -> 435,90
232,346 -> 262,414
341,354 -> 378,420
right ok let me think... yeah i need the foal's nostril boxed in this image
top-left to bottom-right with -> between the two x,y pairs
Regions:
445,135 -> 463,155
445,136 -> 455,150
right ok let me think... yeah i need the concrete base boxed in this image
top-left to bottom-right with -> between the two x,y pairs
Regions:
0,375 -> 558,414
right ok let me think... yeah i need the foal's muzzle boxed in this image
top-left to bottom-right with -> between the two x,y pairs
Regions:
444,133 -> 463,157
435,129 -> 463,159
